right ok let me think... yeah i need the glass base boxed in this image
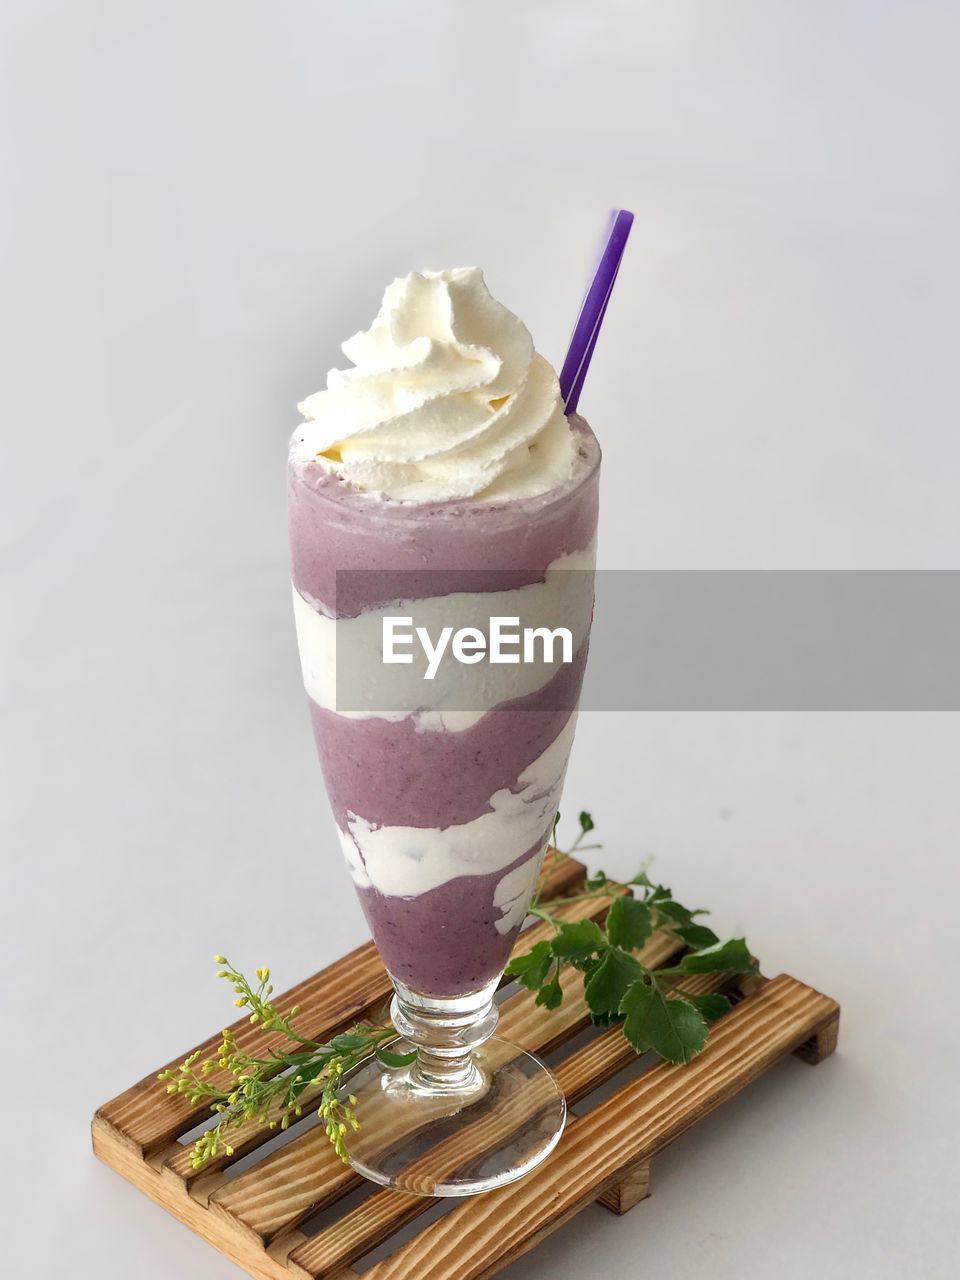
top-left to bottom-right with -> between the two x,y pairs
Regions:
337,1036 -> 566,1196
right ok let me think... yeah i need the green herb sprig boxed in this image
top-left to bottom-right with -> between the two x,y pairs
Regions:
507,811 -> 757,1063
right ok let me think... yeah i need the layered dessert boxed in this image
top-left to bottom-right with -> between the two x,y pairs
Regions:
289,267 -> 599,997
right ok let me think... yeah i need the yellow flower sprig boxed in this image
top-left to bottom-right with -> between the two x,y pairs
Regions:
158,957 -> 408,1168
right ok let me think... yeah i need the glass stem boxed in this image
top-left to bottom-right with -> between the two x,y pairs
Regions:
389,975 -> 500,1093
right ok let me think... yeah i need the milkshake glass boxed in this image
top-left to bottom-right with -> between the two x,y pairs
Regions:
289,269 -> 599,1195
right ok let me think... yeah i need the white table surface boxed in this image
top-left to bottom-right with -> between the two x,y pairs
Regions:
3,3 -> 959,1277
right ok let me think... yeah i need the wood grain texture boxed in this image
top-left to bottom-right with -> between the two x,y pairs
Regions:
794,1009 -> 841,1064
359,975 -> 839,1280
286,971 -> 730,1278
92,864 -> 840,1280
597,1160 -> 651,1214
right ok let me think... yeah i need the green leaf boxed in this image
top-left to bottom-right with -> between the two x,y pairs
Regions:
551,918 -> 606,961
655,899 -> 701,925
288,1056 -> 331,1095
620,981 -> 708,1063
328,1032 -> 376,1053
584,947 -> 645,1016
505,939 -> 553,990
682,991 -> 731,1022
589,1009 -> 621,1028
535,966 -> 563,1010
578,811 -> 595,834
585,870 -> 608,891
606,897 -> 653,950
375,1045 -> 418,1068
674,921 -> 720,949
674,937 -> 756,974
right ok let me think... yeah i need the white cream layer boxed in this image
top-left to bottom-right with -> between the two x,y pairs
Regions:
292,541 -> 595,732
337,712 -> 576,907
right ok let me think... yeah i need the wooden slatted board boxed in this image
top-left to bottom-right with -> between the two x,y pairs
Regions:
92,854 -> 840,1279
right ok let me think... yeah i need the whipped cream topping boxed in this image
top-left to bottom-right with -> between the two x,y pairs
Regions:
295,267 -> 578,503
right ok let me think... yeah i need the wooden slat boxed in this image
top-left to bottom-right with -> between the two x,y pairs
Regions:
359,976 -> 839,1280
289,1185 -> 429,1280
210,895 -> 679,1245
286,970 -> 726,1277
101,853 -> 584,1162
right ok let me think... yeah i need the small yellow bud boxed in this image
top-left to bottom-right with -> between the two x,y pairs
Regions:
224,1144 -> 234,1156
233,997 -> 246,1007
214,954 -> 226,965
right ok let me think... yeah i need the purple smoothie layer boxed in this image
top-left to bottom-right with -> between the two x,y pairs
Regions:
309,644 -> 587,830
289,415 -> 600,617
356,835 -> 550,996
290,415 -> 600,997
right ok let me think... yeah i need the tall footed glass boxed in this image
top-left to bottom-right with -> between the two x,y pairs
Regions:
288,416 -> 600,1196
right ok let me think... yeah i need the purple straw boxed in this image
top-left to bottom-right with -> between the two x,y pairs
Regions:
559,208 -> 634,415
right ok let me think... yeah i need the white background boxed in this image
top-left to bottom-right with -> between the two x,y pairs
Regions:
2,2 -> 959,1277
